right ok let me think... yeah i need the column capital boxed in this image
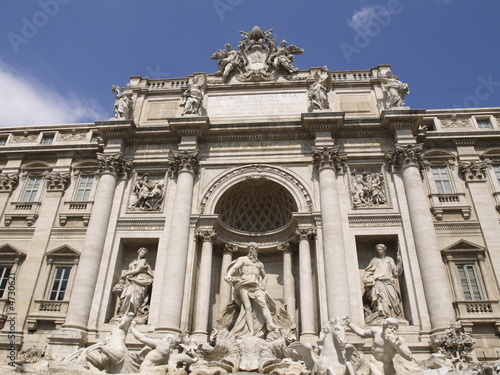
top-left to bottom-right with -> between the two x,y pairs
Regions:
195,229 -> 216,243
386,143 -> 424,170
296,227 -> 317,241
0,173 -> 19,193
43,171 -> 70,192
96,152 -> 132,177
222,242 -> 238,255
168,150 -> 200,177
312,146 -> 346,171
277,241 -> 293,254
459,160 -> 488,183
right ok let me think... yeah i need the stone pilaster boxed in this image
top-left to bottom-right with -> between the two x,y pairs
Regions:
192,229 -> 216,340
295,227 -> 317,337
459,161 -> 500,289
277,242 -> 295,319
218,243 -> 238,312
388,144 -> 455,331
312,146 -> 350,318
61,153 -> 131,335
157,150 -> 199,332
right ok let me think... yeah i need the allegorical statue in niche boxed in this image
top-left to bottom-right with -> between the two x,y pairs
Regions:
308,69 -> 331,110
382,70 -> 409,109
348,317 -> 413,375
113,247 -> 154,324
180,75 -> 206,115
218,243 -> 294,339
112,85 -> 132,119
129,173 -> 164,210
363,244 -> 403,322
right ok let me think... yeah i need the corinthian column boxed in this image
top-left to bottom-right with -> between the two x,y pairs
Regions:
277,242 -> 295,319
63,153 -> 131,331
388,144 -> 455,330
158,150 -> 199,332
312,146 -> 350,318
296,228 -> 317,337
218,243 -> 237,312
193,229 -> 216,340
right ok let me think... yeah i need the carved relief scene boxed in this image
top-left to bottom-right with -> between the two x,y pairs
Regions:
128,173 -> 165,211
348,166 -> 390,209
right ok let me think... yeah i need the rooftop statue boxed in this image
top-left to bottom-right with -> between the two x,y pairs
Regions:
382,70 -> 409,109
112,85 -> 133,119
180,74 -> 207,116
308,68 -> 331,110
210,26 -> 304,82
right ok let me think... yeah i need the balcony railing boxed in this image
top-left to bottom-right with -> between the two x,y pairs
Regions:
454,300 -> 500,320
59,201 -> 93,226
429,192 -> 471,220
26,299 -> 69,331
4,201 -> 41,226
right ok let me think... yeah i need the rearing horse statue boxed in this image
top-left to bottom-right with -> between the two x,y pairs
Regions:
314,316 -> 360,375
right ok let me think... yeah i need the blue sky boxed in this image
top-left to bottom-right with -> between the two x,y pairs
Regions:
0,0 -> 499,127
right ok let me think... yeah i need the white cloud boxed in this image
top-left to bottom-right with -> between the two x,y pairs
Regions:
348,5 -> 390,34
0,60 -> 107,127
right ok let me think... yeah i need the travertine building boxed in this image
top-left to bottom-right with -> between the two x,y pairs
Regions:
1,27 -> 500,366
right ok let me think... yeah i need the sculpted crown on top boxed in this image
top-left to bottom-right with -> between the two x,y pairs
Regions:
0,173 -> 19,192
385,144 -> 424,169
311,146 -> 347,171
97,152 -> 132,177
459,160 -> 489,182
43,171 -> 70,192
167,150 -> 200,177
210,26 -> 304,83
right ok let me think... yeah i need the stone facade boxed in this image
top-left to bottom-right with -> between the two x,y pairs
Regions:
0,26 -> 500,373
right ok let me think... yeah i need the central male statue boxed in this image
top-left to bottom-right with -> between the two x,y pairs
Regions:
223,243 -> 280,338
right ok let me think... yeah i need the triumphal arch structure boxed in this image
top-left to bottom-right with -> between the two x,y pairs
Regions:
1,26 -> 500,374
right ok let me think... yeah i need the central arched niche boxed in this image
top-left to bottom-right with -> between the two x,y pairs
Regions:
215,177 -> 298,233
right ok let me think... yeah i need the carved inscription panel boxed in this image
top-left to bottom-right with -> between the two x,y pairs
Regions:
207,92 -> 307,118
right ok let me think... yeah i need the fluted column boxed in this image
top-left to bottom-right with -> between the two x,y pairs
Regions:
277,242 -> 295,318
388,144 -> 455,330
218,243 -> 238,311
460,161 -> 500,290
63,153 -> 131,331
158,150 -> 199,332
312,146 -> 350,317
193,229 -> 216,339
296,228 -> 317,336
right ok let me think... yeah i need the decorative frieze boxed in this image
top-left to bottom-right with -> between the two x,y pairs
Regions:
459,161 -> 488,182
11,133 -> 38,143
440,116 -> 470,128
59,131 -> 88,141
311,146 -> 347,171
0,173 -> 19,192
167,150 -> 200,177
386,143 -> 424,169
96,152 -> 132,177
43,171 -> 70,192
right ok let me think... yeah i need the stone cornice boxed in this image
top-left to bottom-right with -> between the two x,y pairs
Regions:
301,111 -> 344,132
94,119 -> 136,143
168,117 -> 210,137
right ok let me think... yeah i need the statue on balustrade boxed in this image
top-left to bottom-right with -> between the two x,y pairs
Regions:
180,74 -> 206,115
308,68 -> 331,110
382,70 -> 409,109
362,244 -> 403,323
113,247 -> 154,324
129,173 -> 164,210
112,85 -> 132,119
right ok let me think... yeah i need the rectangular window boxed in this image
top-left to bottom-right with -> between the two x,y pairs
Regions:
476,119 -> 492,130
75,176 -> 94,201
458,264 -> 483,301
432,166 -> 453,194
0,266 -> 12,298
41,134 -> 54,144
49,267 -> 71,301
22,176 -> 42,202
493,165 -> 500,184
0,138 -> 7,146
